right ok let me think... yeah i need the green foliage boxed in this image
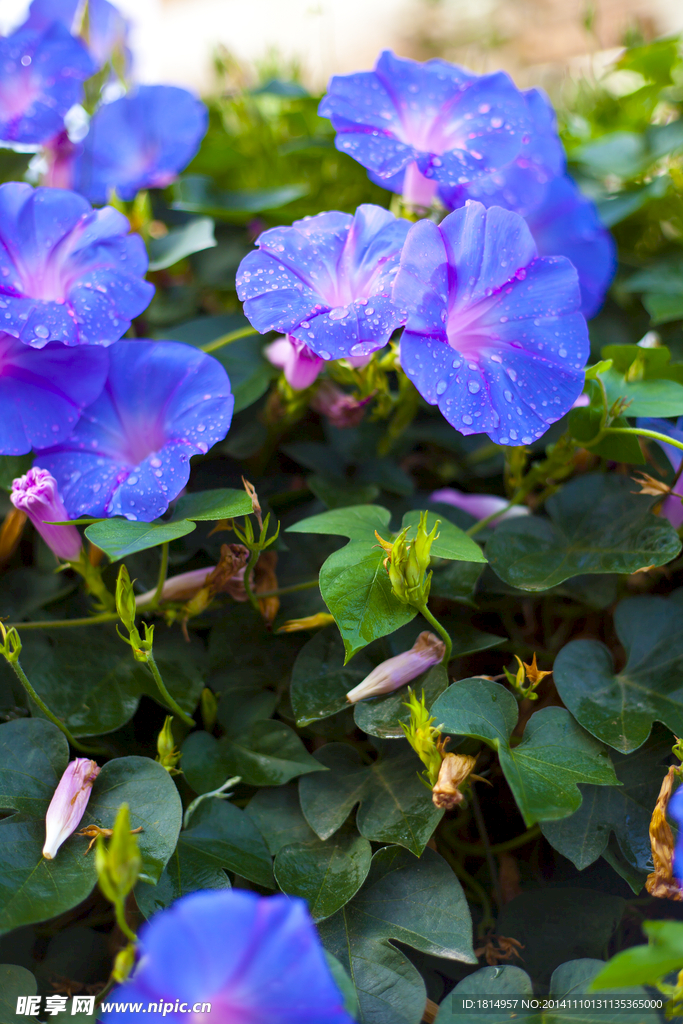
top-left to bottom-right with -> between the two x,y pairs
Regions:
591,920 -> 683,988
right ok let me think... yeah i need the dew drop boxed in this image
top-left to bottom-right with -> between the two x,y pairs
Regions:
468,380 -> 480,394
34,324 -> 49,339
462,414 -> 473,425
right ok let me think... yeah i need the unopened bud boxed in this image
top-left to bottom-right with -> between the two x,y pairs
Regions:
10,468 -> 82,561
156,716 -> 182,773
311,380 -> 371,428
346,632 -> 445,703
96,803 -> 142,904
277,613 -> 335,633
432,753 -> 477,809
265,335 -> 324,390
116,565 -> 138,635
112,942 -> 137,983
43,758 -> 101,860
0,622 -> 22,664
201,688 -> 217,733
376,512 -> 439,607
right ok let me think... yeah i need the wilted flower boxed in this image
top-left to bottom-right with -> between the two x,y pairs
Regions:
392,200 -> 589,445
0,22 -> 94,145
0,183 -> 153,348
99,890 -> 354,1023
11,468 -> 82,561
319,51 -> 529,207
311,380 -> 372,428
430,488 -> 529,525
236,204 -> 410,361
0,332 -> 108,454
432,753 -> 478,810
36,341 -> 234,522
346,631 -> 445,703
43,757 -> 101,860
73,86 -> 208,204
647,766 -> 683,900
277,613 -> 336,633
265,335 -> 324,390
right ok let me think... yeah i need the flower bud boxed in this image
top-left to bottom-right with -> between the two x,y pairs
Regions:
43,758 -> 101,860
376,512 -> 438,607
96,803 -> 142,904
311,380 -> 371,428
113,942 -> 137,983
10,468 -> 83,562
432,753 -> 477,809
0,622 -> 22,664
116,565 -> 138,635
201,687 -> 217,733
346,631 -> 445,703
265,335 -> 324,390
277,613 -> 335,633
429,488 -> 529,526
156,716 -> 182,774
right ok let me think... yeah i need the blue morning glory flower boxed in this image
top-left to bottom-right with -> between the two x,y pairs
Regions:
0,182 -> 153,348
0,22 -> 95,145
392,200 -> 589,445
22,0 -> 130,71
670,781 -> 683,885
635,416 -> 683,529
0,332 -> 108,455
36,340 -> 234,522
318,50 -> 530,207
99,889 -> 354,1024
73,85 -> 208,204
236,204 -> 411,360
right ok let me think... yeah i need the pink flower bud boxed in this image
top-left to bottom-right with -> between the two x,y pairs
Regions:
346,631 -> 445,703
11,468 -> 83,561
265,335 -> 324,390
660,494 -> 683,530
135,566 -> 216,606
311,380 -> 372,428
429,488 -> 529,526
43,758 -> 101,860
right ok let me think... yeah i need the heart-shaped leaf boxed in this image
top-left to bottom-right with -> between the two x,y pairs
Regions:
431,679 -> 619,826
84,519 -> 195,560
274,826 -> 372,922
170,488 -> 253,522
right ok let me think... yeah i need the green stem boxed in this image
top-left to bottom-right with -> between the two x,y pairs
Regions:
6,612 -> 119,630
149,542 -> 169,610
95,973 -> 118,1009
255,578 -> 319,599
470,787 -> 502,910
452,824 -> 541,857
201,325 -> 258,354
466,498 -> 520,537
7,656 -> 101,755
146,653 -> 195,728
114,897 -> 137,944
603,426 -> 683,455
418,603 -> 452,665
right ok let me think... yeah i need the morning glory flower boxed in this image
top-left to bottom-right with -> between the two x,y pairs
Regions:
0,332 -> 108,454
318,50 -> 530,208
236,204 -> 411,361
73,85 -> 208,204
0,22 -> 95,145
22,0 -> 130,71
99,889 -> 354,1024
393,200 -> 589,445
636,416 -> 683,529
42,757 -> 100,860
11,468 -> 83,561
36,340 -> 234,522
0,182 -> 153,348
429,488 -> 530,524
265,335 -> 324,390
669,780 -> 683,885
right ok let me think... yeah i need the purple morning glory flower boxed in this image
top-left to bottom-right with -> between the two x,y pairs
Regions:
73,85 -> 208,204
429,488 -> 530,525
0,182 -> 153,348
523,174 -> 616,319
636,416 -> 683,529
0,331 -> 107,454
236,204 -> 411,361
318,50 -> 530,207
265,335 -> 324,390
22,0 -> 130,71
36,340 -> 234,522
670,782 -> 683,885
99,889 -> 354,1024
0,22 -> 95,145
393,200 -> 589,445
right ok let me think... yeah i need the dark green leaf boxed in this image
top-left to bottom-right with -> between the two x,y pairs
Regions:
171,488 -> 253,522
0,455 -> 32,493
172,174 -> 309,220
574,131 -> 649,177
299,742 -> 442,854
179,799 -> 273,887
552,957 -> 661,1022
439,966 -> 535,1024
84,518 -> 196,560
487,474 -> 681,592
354,664 -> 448,740
308,475 -> 380,509
287,505 -> 392,542
290,628 -> 374,727
274,828 -> 372,921
430,559 -> 486,604
541,726 -> 671,871
554,595 -> 683,752
147,217 -> 216,271
135,840 -> 231,920
319,846 -> 475,1024
0,720 -> 181,933
0,964 -> 38,1024
245,784 -> 318,855
432,679 -> 619,825
182,720 -> 326,790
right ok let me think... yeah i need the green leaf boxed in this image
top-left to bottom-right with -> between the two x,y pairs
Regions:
245,784 -> 318,855
287,504 -> 392,541
182,720 -> 326,790
171,488 -> 253,521
601,367 -> 683,416
320,541 -> 416,661
290,628 -> 374,727
541,725 -> 671,872
596,176 -> 669,227
554,594 -> 683,752
274,827 -> 372,921
0,719 -> 182,934
0,964 -> 38,1024
0,454 -> 32,492
556,957 -> 661,1022
180,799 -> 273,886
589,920 -> 683,989
84,518 -> 196,560
431,679 -> 619,826
574,131 -> 649,177
135,840 -> 231,919
486,473 -> 681,592
308,475 -> 380,509
147,216 -> 216,271
354,664 -> 448,740
172,174 -> 309,220
298,742 -> 442,855
430,559 -> 486,604
318,846 -> 475,1024
401,509 -> 487,563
